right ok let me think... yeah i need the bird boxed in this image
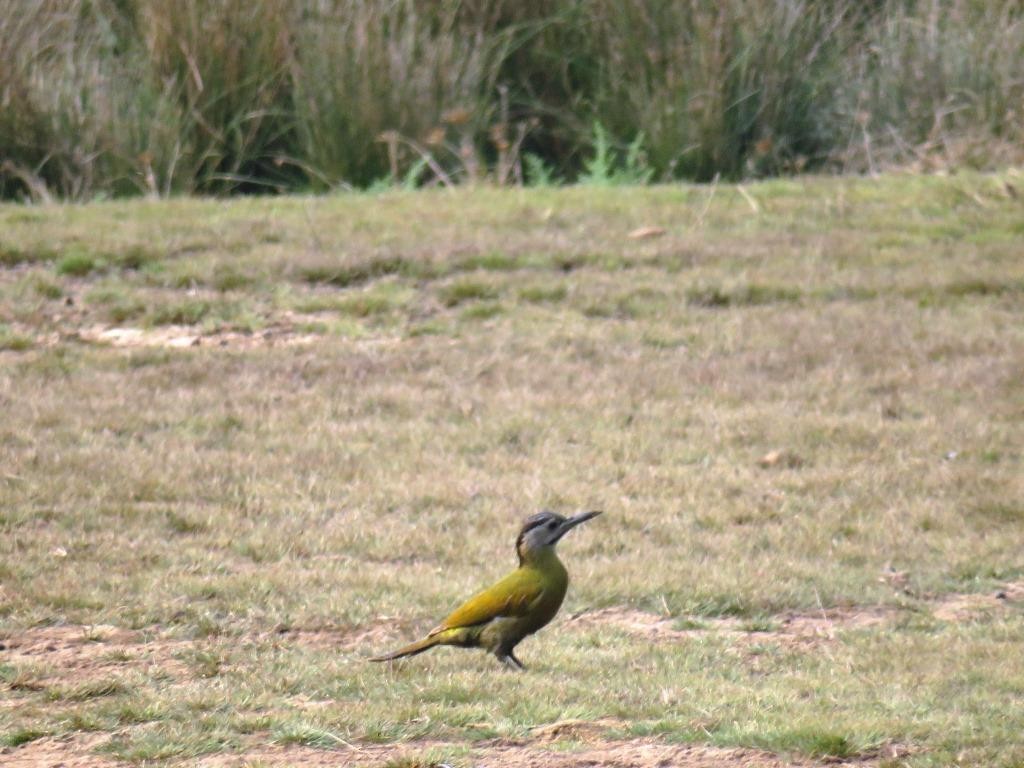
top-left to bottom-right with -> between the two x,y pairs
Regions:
370,509 -> 601,670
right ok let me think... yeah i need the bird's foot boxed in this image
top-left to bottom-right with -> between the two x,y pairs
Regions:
499,652 -> 526,671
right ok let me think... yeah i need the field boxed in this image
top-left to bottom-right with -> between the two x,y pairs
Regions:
2,173 -> 1024,767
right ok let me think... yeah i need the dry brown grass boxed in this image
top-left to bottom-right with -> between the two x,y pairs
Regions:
2,173 -> 1024,766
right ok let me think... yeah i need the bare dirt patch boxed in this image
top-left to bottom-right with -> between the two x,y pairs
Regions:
472,740 -> 859,768
2,732 -> 904,768
530,718 -> 629,741
932,579 -> 1024,622
567,606 -> 887,648
193,736 -> 881,768
1,624 -> 191,688
263,616 -> 413,654
74,321 -> 322,350
1,734 -> 120,768
570,580 -> 1024,647
1,619 -> 402,683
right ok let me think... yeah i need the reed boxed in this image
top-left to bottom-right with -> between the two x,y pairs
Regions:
1,0 -> 1021,199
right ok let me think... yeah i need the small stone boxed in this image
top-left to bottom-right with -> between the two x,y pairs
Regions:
627,226 -> 667,240
758,450 -> 804,469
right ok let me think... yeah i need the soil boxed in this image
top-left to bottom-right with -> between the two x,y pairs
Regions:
1,624 -> 192,686
4,734 -> 894,768
568,581 -> 1024,646
74,321 -> 321,350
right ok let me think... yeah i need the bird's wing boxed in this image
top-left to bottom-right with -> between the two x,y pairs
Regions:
429,570 -> 543,634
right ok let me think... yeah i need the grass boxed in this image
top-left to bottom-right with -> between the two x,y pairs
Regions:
1,173 -> 1023,766
0,323 -> 33,351
2,0 -> 1024,198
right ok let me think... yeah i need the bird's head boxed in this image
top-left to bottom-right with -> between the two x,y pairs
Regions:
515,509 -> 601,563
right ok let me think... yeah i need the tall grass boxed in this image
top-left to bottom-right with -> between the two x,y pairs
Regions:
1,0 -> 1022,199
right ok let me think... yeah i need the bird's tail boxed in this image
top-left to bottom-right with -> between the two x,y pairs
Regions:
369,634 -> 442,662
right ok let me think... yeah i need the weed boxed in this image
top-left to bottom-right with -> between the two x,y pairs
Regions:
0,727 -> 48,747
687,284 -> 802,308
149,300 -> 216,326
741,618 -> 781,633
56,250 -> 97,277
32,276 -> 63,299
971,501 -> 1024,525
518,284 -> 567,304
0,324 -> 33,351
166,511 -> 210,535
336,293 -> 400,318
459,302 -> 504,321
0,244 -> 55,266
298,255 -> 415,288
109,245 -> 158,271
86,286 -> 146,323
1,665 -> 46,692
752,729 -> 860,760
212,263 -> 256,292
524,153 -> 558,186
272,723 -> 351,749
455,252 -> 524,272
578,124 -> 654,186
437,280 -> 499,307
49,678 -> 130,702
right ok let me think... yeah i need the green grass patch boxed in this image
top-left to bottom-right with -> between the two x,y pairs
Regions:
149,300 -> 214,326
107,245 -> 160,271
85,286 -> 147,323
211,262 -> 257,292
148,299 -> 238,326
0,244 -> 56,266
0,324 -> 33,351
102,729 -> 233,762
454,252 -> 526,272
518,284 -> 568,304
31,275 -> 64,299
459,302 -> 504,321
970,501 -> 1024,525
272,723 -> 352,749
166,510 -> 211,535
335,290 -> 408,318
56,250 -> 98,277
746,728 -> 862,760
0,727 -> 49,748
437,279 -> 500,307
298,255 -> 419,288
49,678 -> 131,702
686,284 -> 802,308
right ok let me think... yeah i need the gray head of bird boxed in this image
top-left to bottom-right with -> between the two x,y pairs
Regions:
515,509 -> 601,561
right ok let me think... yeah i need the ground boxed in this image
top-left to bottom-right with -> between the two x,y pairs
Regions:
2,173 -> 1023,766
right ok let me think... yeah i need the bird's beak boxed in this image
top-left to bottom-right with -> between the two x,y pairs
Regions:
554,510 -> 602,541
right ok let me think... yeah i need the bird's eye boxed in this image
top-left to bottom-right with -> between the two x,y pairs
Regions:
547,521 -> 557,529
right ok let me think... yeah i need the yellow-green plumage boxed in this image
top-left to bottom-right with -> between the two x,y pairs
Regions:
370,510 -> 599,669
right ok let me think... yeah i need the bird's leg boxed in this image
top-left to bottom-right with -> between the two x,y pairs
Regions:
501,651 -> 526,671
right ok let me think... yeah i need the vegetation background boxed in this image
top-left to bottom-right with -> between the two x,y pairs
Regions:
3,0 -> 1024,200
